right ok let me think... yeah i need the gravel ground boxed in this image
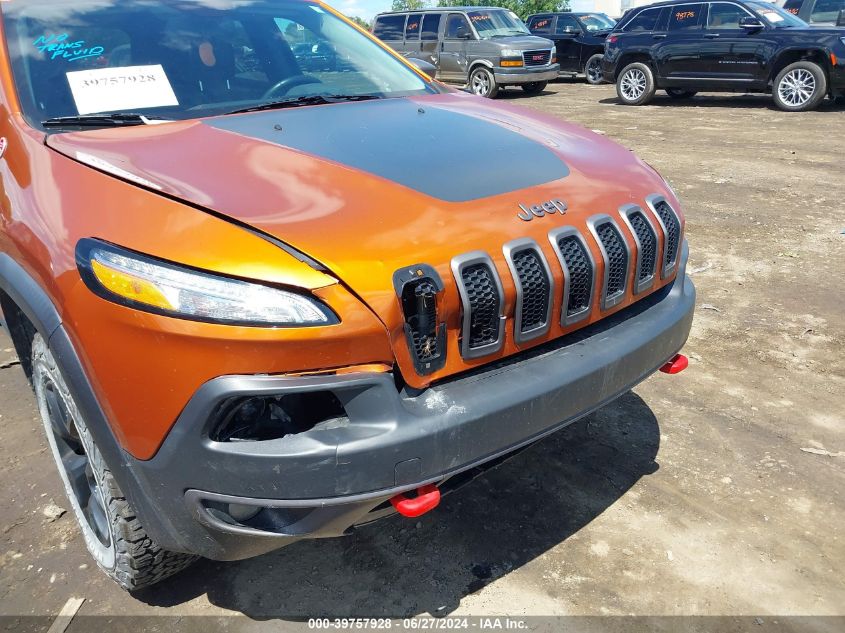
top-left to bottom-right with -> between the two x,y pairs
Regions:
0,80 -> 843,628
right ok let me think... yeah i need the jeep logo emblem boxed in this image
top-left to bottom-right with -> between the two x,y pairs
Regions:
517,199 -> 567,221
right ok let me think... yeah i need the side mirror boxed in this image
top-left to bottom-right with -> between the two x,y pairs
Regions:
837,9 -> 845,26
409,58 -> 437,79
739,16 -> 765,30
456,26 -> 472,39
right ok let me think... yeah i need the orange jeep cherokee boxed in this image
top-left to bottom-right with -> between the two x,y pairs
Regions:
0,0 -> 695,590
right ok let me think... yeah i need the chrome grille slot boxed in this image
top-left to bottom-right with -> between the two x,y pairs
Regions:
452,253 -> 505,359
647,196 -> 682,278
504,239 -> 555,344
523,49 -> 551,67
548,227 -> 595,327
588,215 -> 631,311
620,205 -> 658,294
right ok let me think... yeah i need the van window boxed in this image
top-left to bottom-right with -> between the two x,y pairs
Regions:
707,2 -> 752,28
556,16 -> 581,33
669,4 -> 704,30
421,13 -> 442,40
405,15 -> 421,39
373,14 -> 406,40
809,0 -> 844,22
624,7 -> 663,31
445,14 -> 471,39
527,16 -> 553,34
782,0 -> 803,15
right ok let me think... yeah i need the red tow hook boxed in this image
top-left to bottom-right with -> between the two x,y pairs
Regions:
660,353 -> 689,375
389,484 -> 441,518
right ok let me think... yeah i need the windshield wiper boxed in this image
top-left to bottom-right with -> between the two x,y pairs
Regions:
225,94 -> 381,116
42,113 -> 172,129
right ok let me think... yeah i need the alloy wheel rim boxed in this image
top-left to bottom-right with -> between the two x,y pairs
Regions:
471,71 -> 490,95
621,69 -> 646,101
588,60 -> 602,83
778,69 -> 815,107
41,377 -> 112,550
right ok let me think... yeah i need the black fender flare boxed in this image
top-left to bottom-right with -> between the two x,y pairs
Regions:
0,254 -> 186,551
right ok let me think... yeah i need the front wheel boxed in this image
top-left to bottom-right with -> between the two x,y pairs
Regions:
469,66 -> 499,98
773,61 -> 827,112
666,88 -> 697,99
616,62 -> 656,106
521,81 -> 547,95
31,334 -> 197,590
584,54 -> 604,85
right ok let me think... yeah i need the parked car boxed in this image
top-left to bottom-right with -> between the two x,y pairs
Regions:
527,12 -> 617,84
602,0 -> 845,111
781,0 -> 845,25
291,40 -> 338,72
372,7 -> 559,97
0,0 -> 695,591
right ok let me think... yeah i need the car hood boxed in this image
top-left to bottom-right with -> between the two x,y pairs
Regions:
47,92 -> 673,385
488,35 -> 554,48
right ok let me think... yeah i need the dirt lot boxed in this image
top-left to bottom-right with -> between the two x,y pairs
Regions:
1,81 -> 843,627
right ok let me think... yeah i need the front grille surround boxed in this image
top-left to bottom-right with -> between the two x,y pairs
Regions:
645,194 -> 683,279
587,214 -> 632,311
451,252 -> 506,359
619,204 -> 659,295
503,238 -> 555,344
522,49 -> 552,67
548,226 -> 596,327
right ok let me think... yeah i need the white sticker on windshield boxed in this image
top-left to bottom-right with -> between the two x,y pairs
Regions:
759,9 -> 784,22
66,64 -> 178,115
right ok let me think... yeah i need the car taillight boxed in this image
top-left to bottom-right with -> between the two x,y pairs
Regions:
607,35 -> 619,44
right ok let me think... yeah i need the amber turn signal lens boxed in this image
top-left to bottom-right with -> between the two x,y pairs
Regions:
91,259 -> 174,310
500,60 -> 523,67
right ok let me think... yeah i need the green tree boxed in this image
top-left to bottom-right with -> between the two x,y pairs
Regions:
392,0 -> 429,11
346,15 -> 371,29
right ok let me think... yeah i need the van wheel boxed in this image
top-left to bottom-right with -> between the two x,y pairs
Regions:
616,62 -> 656,105
31,334 -> 197,590
666,89 -> 697,99
469,67 -> 498,98
585,54 -> 604,85
521,81 -> 547,94
773,61 -> 827,112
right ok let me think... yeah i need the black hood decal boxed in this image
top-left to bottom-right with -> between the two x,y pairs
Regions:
206,98 -> 569,203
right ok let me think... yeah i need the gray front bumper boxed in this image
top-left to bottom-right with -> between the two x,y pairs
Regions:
494,65 -> 559,84
125,243 -> 694,560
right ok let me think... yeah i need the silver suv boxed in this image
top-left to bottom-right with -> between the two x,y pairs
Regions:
372,7 -> 559,97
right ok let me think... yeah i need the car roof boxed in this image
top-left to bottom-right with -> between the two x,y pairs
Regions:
376,6 -> 511,15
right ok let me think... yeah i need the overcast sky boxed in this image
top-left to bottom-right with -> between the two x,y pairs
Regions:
325,0 -> 394,21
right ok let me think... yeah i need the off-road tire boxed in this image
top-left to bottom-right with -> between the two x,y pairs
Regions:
584,54 -> 604,85
616,62 -> 656,106
666,88 -> 697,99
773,61 -> 827,112
521,81 -> 548,94
469,66 -> 499,98
31,334 -> 197,591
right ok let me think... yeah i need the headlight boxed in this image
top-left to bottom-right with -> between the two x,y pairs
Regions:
76,239 -> 336,327
500,49 -> 523,58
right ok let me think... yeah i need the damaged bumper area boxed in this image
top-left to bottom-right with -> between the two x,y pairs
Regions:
127,245 -> 695,561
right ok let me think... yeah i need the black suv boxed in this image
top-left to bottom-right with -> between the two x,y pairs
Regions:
602,0 -> 845,110
527,12 -> 617,84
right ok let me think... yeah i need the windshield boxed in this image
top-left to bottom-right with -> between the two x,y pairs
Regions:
746,1 -> 809,27
577,14 -> 616,31
467,10 -> 530,38
1,0 -> 435,130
